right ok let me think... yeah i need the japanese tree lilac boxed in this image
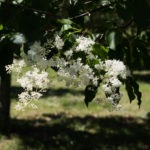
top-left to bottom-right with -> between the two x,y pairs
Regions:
54,35 -> 64,49
76,36 -> 95,52
6,34 -> 130,111
101,59 -> 128,107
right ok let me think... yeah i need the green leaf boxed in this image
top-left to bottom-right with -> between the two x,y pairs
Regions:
106,31 -> 116,50
132,78 -> 142,108
92,44 -> 109,60
126,77 -> 142,108
125,78 -> 136,103
58,19 -> 73,25
105,30 -> 123,50
61,24 -> 72,32
0,24 -> 3,31
84,85 -> 98,107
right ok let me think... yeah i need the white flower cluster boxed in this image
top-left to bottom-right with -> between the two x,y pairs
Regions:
12,0 -> 23,5
57,58 -> 99,87
17,67 -> 49,91
6,54 -> 49,111
5,59 -> 26,74
102,60 -> 128,107
25,42 -> 49,69
65,36 -> 96,61
14,67 -> 49,111
54,35 -> 64,49
6,35 -> 129,111
15,92 -> 42,111
14,70 -> 49,111
11,33 -> 26,44
58,36 -> 99,87
76,36 -> 95,53
5,64 -> 14,74
105,60 -> 127,79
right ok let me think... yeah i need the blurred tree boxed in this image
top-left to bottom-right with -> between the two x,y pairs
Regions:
0,0 -> 150,134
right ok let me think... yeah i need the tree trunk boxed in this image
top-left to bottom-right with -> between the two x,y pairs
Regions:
0,73 -> 11,135
0,39 -> 14,135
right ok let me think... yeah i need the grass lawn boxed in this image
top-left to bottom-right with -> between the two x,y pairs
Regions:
0,70 -> 150,150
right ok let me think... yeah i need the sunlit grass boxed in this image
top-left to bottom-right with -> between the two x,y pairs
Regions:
10,69 -> 150,119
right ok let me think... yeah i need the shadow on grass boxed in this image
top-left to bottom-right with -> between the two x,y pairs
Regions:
10,113 -> 150,150
11,87 -> 84,99
133,73 -> 150,83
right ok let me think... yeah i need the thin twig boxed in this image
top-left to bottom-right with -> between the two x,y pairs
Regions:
69,2 -> 116,20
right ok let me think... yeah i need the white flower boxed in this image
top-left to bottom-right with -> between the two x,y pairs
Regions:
31,92 -> 42,100
30,103 -> 38,109
102,84 -> 112,94
17,77 -> 33,91
15,91 -> 41,111
101,59 -> 128,107
14,59 -> 26,73
54,35 -> 64,49
9,35 -> 130,111
92,77 -> 99,86
105,59 -> 127,79
65,49 -> 73,58
5,59 -> 26,74
15,103 -> 24,111
28,42 -> 46,59
11,33 -> 26,44
17,67 -> 49,92
76,36 -> 95,52
107,97 -> 113,103
25,42 -> 50,69
12,0 -> 23,4
18,92 -> 31,102
116,104 -> 122,110
28,50 -> 36,58
110,77 -> 122,88
17,60 -> 26,68
5,64 -> 14,74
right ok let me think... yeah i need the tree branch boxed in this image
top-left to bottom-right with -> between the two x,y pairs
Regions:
69,2 -> 116,20
20,6 -> 61,18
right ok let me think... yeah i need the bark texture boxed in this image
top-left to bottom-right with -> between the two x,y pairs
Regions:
0,73 -> 11,135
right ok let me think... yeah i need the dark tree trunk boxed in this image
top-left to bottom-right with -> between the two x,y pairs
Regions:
0,40 -> 14,135
0,73 -> 11,135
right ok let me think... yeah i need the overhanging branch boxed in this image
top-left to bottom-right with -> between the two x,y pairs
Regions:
69,2 -> 116,20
